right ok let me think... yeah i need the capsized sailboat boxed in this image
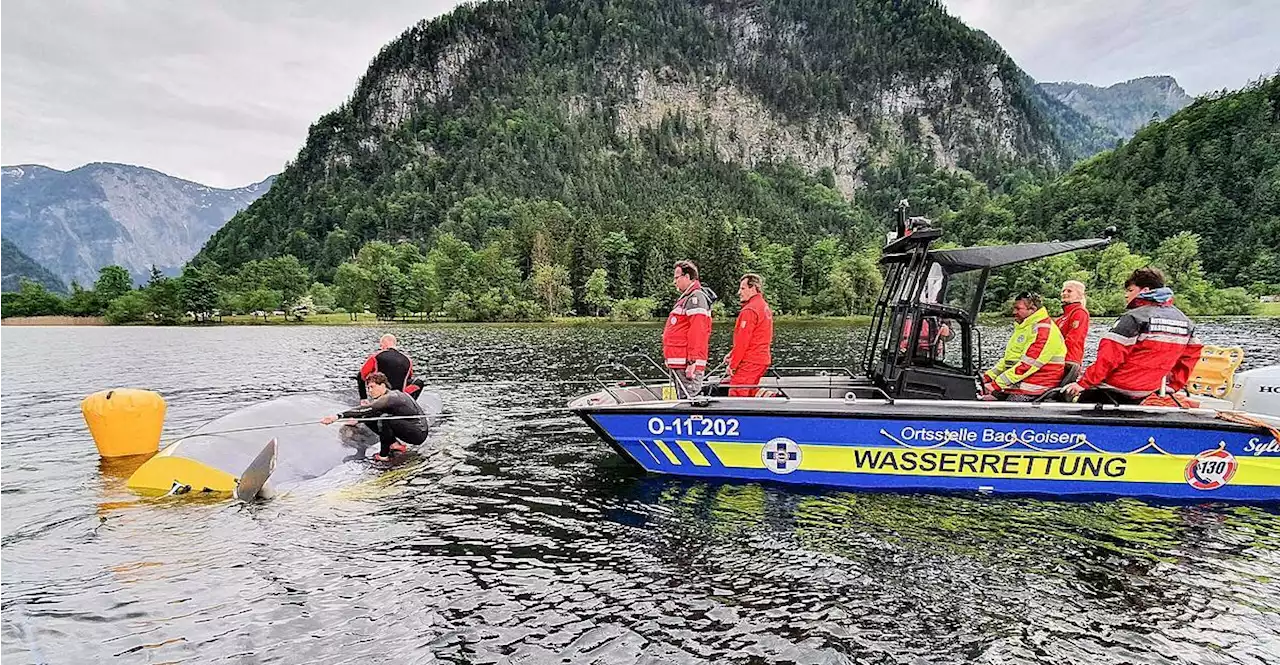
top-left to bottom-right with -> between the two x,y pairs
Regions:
126,394 -> 388,498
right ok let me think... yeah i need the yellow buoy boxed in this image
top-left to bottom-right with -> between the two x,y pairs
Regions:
81,389 -> 166,457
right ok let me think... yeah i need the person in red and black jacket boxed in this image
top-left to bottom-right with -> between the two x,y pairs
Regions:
357,334 -> 421,400
723,273 -> 774,397
662,260 -> 715,398
1055,280 -> 1090,378
1063,268 -> 1201,405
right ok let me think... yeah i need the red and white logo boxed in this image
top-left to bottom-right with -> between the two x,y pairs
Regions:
1184,446 -> 1238,490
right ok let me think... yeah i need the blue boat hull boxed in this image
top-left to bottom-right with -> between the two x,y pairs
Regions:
580,409 -> 1280,502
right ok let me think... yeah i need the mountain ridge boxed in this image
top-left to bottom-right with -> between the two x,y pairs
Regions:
1038,75 -> 1194,141
1,237 -> 67,294
2,162 -> 273,192
1020,75 -> 1280,287
2,162 -> 275,285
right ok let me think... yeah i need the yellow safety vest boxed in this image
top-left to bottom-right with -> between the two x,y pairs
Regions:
985,307 -> 1067,393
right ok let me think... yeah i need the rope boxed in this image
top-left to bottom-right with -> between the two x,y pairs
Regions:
878,428 -> 1176,456
1216,410 -> 1280,442
162,414 -> 431,446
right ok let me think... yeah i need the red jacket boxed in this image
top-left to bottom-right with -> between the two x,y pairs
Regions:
360,348 -> 418,395
728,293 -> 773,371
1055,301 -> 1090,365
1079,298 -> 1201,398
662,281 -> 713,370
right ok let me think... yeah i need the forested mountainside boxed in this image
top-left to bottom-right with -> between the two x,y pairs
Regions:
1,163 -> 273,285
1040,76 -> 1194,141
163,0 -> 1273,325
1,237 -> 66,294
198,0 -> 1098,295
1018,75 -> 1280,288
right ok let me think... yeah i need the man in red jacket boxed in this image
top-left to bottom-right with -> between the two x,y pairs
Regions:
357,334 -> 421,400
662,260 -> 715,398
1055,280 -> 1090,378
1063,268 -> 1201,405
724,273 -> 774,397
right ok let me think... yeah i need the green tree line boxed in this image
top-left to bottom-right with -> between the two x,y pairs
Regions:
1,219 -> 889,323
4,221 -> 1261,323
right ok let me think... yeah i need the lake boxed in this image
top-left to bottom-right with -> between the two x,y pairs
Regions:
2,320 -> 1279,664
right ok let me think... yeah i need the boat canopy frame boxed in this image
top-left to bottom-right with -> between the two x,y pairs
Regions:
860,207 -> 1114,400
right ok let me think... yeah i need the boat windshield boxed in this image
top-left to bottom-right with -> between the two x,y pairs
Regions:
941,268 -> 984,316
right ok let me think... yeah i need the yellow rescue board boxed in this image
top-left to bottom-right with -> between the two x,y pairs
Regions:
126,456 -> 238,495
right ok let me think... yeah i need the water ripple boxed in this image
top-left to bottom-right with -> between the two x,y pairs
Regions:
2,322 -> 1279,663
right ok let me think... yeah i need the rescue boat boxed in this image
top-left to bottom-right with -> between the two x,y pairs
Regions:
570,206 -> 1280,503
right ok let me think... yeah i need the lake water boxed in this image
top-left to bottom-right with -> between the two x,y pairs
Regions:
2,320 -> 1279,664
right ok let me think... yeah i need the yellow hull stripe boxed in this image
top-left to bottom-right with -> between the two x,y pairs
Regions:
653,440 -> 681,465
706,442 -> 1280,486
676,440 -> 711,466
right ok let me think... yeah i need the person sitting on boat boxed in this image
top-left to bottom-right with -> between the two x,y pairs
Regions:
723,273 -> 774,397
322,372 -> 428,461
1062,267 -> 1201,405
981,292 -> 1067,401
357,334 -> 422,400
1056,280 -> 1090,381
663,260 -> 715,399
898,314 -> 952,361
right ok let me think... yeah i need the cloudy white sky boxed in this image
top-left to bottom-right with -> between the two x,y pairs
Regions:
2,0 -> 1277,188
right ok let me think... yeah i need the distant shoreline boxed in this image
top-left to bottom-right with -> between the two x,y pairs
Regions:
3,309 -> 1277,328
1,315 -> 107,326
0,313 -> 877,327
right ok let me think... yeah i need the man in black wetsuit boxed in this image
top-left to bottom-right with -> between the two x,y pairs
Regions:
322,372 -> 429,461
357,334 -> 422,400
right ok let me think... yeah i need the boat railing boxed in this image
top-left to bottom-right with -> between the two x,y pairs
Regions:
587,352 -> 888,405
589,348 -> 672,403
718,381 -> 893,397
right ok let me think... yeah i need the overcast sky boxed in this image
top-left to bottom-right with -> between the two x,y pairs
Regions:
3,0 -> 1277,188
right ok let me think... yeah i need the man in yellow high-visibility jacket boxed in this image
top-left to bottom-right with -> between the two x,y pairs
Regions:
982,292 -> 1067,401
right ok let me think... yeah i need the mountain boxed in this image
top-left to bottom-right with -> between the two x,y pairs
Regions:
199,0 -> 1108,281
1,237 -> 67,294
1020,75 -> 1280,287
1039,76 -> 1194,142
1,163 -> 274,285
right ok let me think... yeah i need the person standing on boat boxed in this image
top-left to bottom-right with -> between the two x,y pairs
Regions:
724,273 -> 774,397
663,260 -> 715,398
357,334 -> 422,400
1063,268 -> 1201,405
1056,280 -> 1090,381
981,292 -> 1068,401
322,372 -> 428,461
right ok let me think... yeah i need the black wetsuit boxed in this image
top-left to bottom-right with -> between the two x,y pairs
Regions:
358,348 -> 423,400
339,390 -> 429,456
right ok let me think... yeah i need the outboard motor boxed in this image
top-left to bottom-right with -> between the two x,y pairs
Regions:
1231,366 -> 1280,417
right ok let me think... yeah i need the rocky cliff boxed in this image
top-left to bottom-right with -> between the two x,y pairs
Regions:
198,0 -> 1106,276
